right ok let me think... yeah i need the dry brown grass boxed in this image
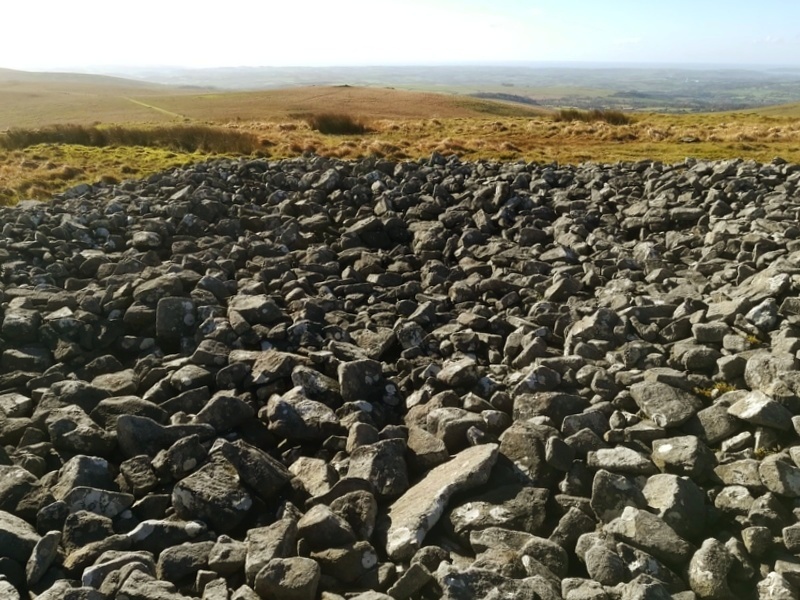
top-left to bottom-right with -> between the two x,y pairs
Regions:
0,80 -> 543,130
3,73 -> 800,205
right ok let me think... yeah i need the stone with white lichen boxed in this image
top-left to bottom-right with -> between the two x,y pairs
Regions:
382,443 -> 498,561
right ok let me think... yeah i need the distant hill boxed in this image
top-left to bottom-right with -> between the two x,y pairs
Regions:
751,102 -> 800,117
0,69 -> 543,129
0,67 -> 169,91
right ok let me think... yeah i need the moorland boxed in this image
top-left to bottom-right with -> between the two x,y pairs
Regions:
2,64 -> 800,204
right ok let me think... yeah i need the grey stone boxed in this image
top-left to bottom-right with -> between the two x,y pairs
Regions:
386,561 -> 433,600
330,490 -> 378,541
208,535 -> 247,576
728,390 -> 793,430
757,572 -> 798,600
264,386 -> 341,442
426,407 -> 485,452
513,391 -> 589,427
783,523 -> 800,553
406,425 -> 450,473
714,459 -> 762,488
63,486 -> 134,518
288,456 -> 338,498
689,538 -> 735,600
116,414 -> 215,458
759,454 -> 800,497
245,519 -> 298,586
605,506 -> 695,566
152,434 -> 208,480
587,447 -> 658,475
126,518 -> 209,556
297,504 -> 356,551
630,381 -> 702,428
311,541 -> 378,584
383,443 -> 498,560
584,543 -> 626,586
253,557 -> 320,600
213,439 -> 291,502
437,356 -> 481,388
192,391 -> 255,432
591,469 -> 648,523
745,352 -> 797,395
0,510 -> 41,563
548,506 -> 597,550
156,540 -> 215,583
338,359 -> 384,403
446,484 -> 549,543
156,297 -> 196,345
227,294 -> 283,326
651,435 -> 717,479
25,529 -> 61,587
115,568 -> 195,600
347,438 -> 409,498
642,474 -> 707,540
172,459 -> 253,533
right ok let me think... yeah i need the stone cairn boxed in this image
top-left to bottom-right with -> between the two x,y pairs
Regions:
1,153 -> 800,600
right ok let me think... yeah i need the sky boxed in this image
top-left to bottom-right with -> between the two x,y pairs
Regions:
2,0 -> 800,71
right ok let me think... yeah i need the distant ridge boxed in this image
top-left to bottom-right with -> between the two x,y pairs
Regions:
0,67 -> 163,89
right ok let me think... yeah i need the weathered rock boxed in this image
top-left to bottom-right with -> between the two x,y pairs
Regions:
383,444 -> 498,560
651,436 -> 717,479
312,541 -> 378,584
245,519 -> 298,586
338,359 -> 384,403
3,154 -> 800,598
605,506 -> 695,566
629,382 -> 702,428
642,474 -> 707,541
263,387 -> 341,442
688,539 -> 735,600
253,557 -> 320,600
156,540 -> 215,583
590,469 -> 648,524
25,529 -> 61,587
0,510 -> 41,563
727,391 -> 793,430
297,504 -> 356,551
347,438 -> 409,498
172,459 -> 253,533
446,484 -> 549,543
759,454 -> 800,497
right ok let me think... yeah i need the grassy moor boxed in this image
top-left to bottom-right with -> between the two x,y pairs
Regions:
3,68 -> 800,204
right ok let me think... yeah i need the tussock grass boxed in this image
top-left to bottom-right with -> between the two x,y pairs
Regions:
5,111 -> 800,206
0,124 -> 258,154
305,113 -> 369,135
554,108 -> 634,126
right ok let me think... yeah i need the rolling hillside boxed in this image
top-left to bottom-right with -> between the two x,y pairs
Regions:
0,69 -> 543,129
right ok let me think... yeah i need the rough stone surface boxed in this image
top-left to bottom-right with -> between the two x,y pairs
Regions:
1,155 -> 800,597
383,444 -> 498,560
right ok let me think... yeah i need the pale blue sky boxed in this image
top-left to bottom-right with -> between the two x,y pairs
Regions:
2,0 -> 799,70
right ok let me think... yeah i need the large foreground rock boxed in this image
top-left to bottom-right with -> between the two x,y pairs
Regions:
383,444 -> 498,560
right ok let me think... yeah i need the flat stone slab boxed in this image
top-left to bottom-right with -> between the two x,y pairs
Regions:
383,443 -> 498,561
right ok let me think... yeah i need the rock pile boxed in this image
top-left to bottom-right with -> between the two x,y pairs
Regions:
0,153 -> 800,599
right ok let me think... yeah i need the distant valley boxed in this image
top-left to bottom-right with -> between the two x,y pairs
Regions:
93,64 -> 800,113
